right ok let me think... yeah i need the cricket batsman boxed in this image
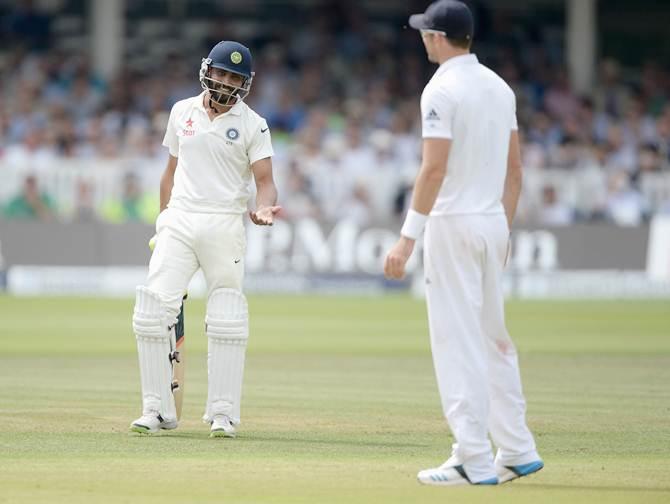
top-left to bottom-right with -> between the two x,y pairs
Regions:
130,40 -> 280,437
384,0 -> 543,486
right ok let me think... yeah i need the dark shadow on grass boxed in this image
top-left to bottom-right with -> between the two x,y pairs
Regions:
127,431 -> 213,441
247,433 -> 428,449
128,431 -> 428,448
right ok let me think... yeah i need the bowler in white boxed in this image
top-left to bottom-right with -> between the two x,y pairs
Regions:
384,0 -> 543,486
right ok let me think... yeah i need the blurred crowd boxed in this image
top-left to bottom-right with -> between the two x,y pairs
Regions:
1,1 -> 670,227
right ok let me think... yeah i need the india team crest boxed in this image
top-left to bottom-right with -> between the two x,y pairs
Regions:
230,51 -> 242,64
226,128 -> 240,140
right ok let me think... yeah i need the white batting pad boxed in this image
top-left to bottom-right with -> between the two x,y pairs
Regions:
203,288 -> 249,424
133,286 -> 177,422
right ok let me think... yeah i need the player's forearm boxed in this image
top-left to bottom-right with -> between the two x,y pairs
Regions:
502,167 -> 522,228
255,180 -> 278,209
410,164 -> 446,215
503,130 -> 523,228
400,165 -> 445,241
159,155 -> 178,212
159,172 -> 174,212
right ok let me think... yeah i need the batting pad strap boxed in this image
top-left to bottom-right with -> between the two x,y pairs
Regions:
133,286 -> 168,341
400,209 -> 428,240
205,318 -> 248,341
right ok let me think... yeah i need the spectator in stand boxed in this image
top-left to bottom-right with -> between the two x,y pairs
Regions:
73,179 -> 97,222
310,135 -> 352,223
526,110 -> 562,149
639,61 -> 667,117
604,124 -> 637,174
341,121 -> 375,178
279,161 -> 321,220
3,126 -> 56,167
656,110 -> 670,164
549,136 -> 584,170
574,96 -> 610,143
100,173 -> 154,224
574,142 -> 608,220
636,143 -> 664,177
342,182 -> 372,227
538,185 -> 574,227
622,94 -> 658,147
251,44 -> 294,123
356,129 -> 403,222
3,174 -> 54,220
593,58 -> 630,119
605,171 -> 649,226
544,67 -> 579,123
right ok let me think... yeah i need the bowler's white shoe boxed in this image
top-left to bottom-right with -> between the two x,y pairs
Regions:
129,413 -> 178,434
417,463 -> 498,486
495,459 -> 544,483
210,414 -> 236,438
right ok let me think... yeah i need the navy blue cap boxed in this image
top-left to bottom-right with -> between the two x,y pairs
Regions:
206,41 -> 253,79
409,0 -> 474,41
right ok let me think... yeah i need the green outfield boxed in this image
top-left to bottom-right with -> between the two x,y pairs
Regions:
1,295 -> 669,504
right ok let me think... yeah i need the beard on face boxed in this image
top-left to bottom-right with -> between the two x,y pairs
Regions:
209,79 -> 237,105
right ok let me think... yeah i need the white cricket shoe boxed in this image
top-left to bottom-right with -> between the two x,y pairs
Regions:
129,413 -> 178,434
417,462 -> 498,486
210,414 -> 236,438
495,459 -> 544,483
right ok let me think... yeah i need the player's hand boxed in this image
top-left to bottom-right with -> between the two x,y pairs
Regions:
384,236 -> 415,280
249,205 -> 282,226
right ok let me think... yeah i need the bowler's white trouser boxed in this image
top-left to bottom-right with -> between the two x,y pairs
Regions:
424,213 -> 538,481
147,207 -> 246,325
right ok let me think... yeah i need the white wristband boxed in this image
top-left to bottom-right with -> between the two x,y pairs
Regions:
400,209 -> 428,240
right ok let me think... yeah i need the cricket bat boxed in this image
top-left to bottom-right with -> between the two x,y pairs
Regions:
171,295 -> 187,420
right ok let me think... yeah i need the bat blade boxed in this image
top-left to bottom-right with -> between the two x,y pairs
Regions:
171,298 -> 186,420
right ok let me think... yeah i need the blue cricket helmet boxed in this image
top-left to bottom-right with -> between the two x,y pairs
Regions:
207,40 -> 253,78
199,40 -> 254,107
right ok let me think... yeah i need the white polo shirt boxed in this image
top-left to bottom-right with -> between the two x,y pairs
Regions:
421,54 -> 517,216
162,92 -> 274,214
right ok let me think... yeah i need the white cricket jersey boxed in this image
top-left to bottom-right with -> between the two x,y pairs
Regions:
162,92 -> 274,214
421,54 -> 517,216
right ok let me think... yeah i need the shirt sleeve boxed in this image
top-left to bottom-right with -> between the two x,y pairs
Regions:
247,119 -> 274,165
162,103 -> 179,157
421,87 -> 457,139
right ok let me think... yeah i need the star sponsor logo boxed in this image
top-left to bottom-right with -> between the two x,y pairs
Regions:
182,117 -> 195,136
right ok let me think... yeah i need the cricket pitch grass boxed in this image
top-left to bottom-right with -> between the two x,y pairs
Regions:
1,295 -> 669,503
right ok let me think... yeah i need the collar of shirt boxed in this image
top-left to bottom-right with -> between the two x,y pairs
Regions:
195,91 -> 243,116
434,53 -> 479,78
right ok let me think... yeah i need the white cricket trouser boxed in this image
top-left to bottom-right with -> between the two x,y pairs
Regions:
147,207 -> 246,325
424,213 -> 538,480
